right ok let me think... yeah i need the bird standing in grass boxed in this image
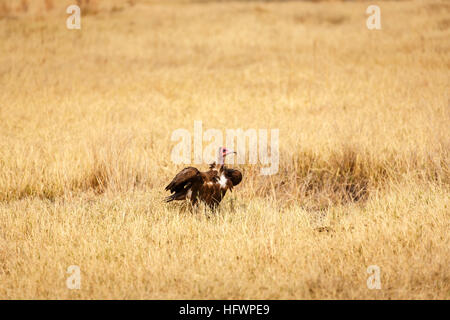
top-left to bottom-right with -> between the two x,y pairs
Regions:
165,147 -> 242,210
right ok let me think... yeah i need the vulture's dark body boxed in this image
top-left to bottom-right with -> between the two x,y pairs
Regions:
165,164 -> 242,209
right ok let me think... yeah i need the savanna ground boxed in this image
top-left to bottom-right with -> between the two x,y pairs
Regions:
0,0 -> 449,299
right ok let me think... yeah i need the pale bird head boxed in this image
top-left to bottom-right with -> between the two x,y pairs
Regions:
218,147 -> 236,164
220,147 -> 236,157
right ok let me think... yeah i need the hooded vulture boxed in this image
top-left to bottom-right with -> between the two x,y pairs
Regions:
165,147 -> 242,209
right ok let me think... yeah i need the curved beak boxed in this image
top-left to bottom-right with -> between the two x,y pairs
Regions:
225,150 -> 237,156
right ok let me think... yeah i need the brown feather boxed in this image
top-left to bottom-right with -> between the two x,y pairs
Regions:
165,167 -> 200,193
165,164 -> 242,209
224,167 -> 242,186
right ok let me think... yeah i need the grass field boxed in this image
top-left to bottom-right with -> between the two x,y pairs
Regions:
0,0 -> 449,299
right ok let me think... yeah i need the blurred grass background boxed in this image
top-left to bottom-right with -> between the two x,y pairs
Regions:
0,0 -> 448,299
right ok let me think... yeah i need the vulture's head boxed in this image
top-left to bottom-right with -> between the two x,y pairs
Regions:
220,147 -> 236,158
217,147 -> 236,165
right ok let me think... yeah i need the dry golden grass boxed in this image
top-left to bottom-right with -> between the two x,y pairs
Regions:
0,0 -> 449,299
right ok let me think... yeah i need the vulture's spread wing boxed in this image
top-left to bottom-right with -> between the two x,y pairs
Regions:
165,167 -> 201,193
224,168 -> 242,187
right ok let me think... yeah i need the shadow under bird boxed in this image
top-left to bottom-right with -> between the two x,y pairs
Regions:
165,147 -> 242,210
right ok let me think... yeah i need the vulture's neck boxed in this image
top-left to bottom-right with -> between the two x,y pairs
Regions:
218,154 -> 225,165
